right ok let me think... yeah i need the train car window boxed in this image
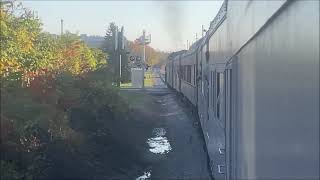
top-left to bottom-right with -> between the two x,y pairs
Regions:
206,42 -> 210,63
205,51 -> 209,63
193,65 -> 196,85
180,65 -> 192,84
225,69 -> 232,123
189,65 -> 192,83
184,66 -> 187,82
185,66 -> 187,82
217,74 -> 221,95
187,65 -> 192,83
216,72 -> 224,119
181,66 -> 185,80
211,71 -> 215,109
216,72 -> 220,118
185,66 -> 188,81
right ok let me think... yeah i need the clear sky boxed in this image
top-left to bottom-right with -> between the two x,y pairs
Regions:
22,1 -> 223,52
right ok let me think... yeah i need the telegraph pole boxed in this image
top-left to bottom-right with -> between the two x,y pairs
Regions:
142,30 -> 146,63
187,40 -> 189,50
114,26 -> 119,86
201,25 -> 204,37
134,30 -> 150,88
113,26 -> 125,87
61,19 -> 64,35
119,27 -> 124,82
120,54 -> 122,78
142,30 -> 146,88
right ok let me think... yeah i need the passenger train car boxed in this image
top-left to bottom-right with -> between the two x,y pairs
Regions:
165,1 -> 319,179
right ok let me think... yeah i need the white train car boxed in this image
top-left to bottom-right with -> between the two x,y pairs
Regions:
180,51 -> 197,105
165,1 -> 319,179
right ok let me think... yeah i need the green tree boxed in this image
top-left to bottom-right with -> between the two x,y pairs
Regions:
91,48 -> 108,69
102,22 -> 117,53
0,3 -> 42,78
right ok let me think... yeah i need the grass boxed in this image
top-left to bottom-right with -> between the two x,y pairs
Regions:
120,71 -> 154,88
144,71 -> 154,87
119,91 -> 148,107
120,82 -> 132,87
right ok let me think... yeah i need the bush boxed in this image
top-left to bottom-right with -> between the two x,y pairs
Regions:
1,2 -> 130,179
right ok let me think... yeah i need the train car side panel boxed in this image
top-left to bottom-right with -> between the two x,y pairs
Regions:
180,53 -> 197,105
231,1 -> 319,179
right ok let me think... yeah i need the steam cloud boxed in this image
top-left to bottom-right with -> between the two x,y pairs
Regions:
162,1 -> 184,51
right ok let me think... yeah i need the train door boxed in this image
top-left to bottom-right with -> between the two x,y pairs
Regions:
171,60 -> 174,87
204,42 -> 210,122
179,55 -> 182,92
224,67 -> 231,180
173,60 -> 178,90
225,57 -> 237,180
198,47 -> 204,122
195,50 -> 199,106
212,66 -> 226,180
165,65 -> 167,83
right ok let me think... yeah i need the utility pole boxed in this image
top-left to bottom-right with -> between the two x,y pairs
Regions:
119,27 -> 124,82
119,54 -> 122,78
134,30 -> 151,88
142,30 -> 146,63
201,25 -> 204,37
186,40 -> 188,50
113,26 -> 120,87
142,30 -> 146,88
61,19 -> 64,35
113,26 -> 125,87
114,26 -> 119,86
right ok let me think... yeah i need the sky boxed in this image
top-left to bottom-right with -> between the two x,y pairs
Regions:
22,1 -> 223,52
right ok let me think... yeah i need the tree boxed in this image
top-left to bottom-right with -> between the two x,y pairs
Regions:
101,22 -> 117,53
91,48 -> 108,69
100,22 -> 118,77
127,41 -> 169,67
0,2 -> 42,79
101,22 -> 132,83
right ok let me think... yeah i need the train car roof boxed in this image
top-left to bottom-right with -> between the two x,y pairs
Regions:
167,1 -> 227,62
173,0 -> 228,60
168,50 -> 187,60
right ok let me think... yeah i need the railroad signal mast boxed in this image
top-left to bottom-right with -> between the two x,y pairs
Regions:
114,26 -> 126,87
135,30 -> 151,88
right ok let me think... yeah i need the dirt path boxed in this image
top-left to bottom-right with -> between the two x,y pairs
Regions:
119,75 -> 211,179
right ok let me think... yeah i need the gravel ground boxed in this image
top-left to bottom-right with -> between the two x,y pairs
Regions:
119,72 -> 212,179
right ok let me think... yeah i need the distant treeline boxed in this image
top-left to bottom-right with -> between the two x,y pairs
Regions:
80,34 -> 105,49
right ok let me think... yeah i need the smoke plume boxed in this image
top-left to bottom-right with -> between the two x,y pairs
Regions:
162,1 -> 184,50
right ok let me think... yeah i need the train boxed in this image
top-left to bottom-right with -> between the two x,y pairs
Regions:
165,1 -> 319,179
